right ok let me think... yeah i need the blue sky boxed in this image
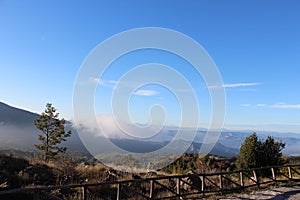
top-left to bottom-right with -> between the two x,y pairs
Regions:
1,1 -> 300,133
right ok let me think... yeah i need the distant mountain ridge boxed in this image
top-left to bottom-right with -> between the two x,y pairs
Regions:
108,138 -> 239,157
0,102 -> 299,156
0,102 -> 39,126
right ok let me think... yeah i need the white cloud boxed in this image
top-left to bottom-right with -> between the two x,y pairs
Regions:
73,114 -> 125,138
241,104 -> 251,107
72,114 -> 165,139
256,104 -> 266,107
95,79 -> 138,89
272,103 -> 300,109
223,82 -> 261,88
134,89 -> 159,96
240,103 -> 300,109
87,78 -> 118,88
91,79 -> 192,95
88,77 -> 101,84
96,115 -> 122,137
209,82 -> 261,89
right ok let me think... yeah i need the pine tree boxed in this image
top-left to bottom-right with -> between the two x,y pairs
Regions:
34,103 -> 71,162
260,136 -> 285,167
237,133 -> 260,169
237,133 -> 285,170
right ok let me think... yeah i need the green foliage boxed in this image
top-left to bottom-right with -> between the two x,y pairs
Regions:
161,153 -> 198,174
260,136 -> 285,166
160,153 -> 235,174
237,133 -> 260,169
237,132 -> 285,170
34,103 -> 71,162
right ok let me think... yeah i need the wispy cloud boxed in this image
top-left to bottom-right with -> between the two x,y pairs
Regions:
223,82 -> 261,88
86,79 -> 160,97
256,104 -> 266,107
87,77 -> 117,87
272,103 -> 300,109
209,82 -> 261,89
240,103 -> 266,107
241,104 -> 251,107
241,103 -> 300,109
134,89 -> 159,96
95,79 -> 143,89
88,77 -> 101,84
99,79 -> 118,87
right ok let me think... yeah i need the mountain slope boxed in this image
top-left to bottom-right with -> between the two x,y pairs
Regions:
0,102 -> 89,155
0,102 -> 39,126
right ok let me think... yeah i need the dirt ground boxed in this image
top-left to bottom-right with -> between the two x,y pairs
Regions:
220,186 -> 300,200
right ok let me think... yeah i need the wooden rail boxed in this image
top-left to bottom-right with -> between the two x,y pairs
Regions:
0,164 -> 300,199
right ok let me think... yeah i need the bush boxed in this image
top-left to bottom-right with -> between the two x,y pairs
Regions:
0,154 -> 30,189
0,154 -> 29,174
18,164 -> 54,186
52,156 -> 79,185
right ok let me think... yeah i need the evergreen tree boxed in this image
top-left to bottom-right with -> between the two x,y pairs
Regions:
237,133 -> 260,169
237,133 -> 285,170
34,103 -> 71,162
260,136 -> 285,167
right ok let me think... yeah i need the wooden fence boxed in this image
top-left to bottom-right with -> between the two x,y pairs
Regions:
0,164 -> 300,199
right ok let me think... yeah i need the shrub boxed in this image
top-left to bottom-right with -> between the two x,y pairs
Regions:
18,164 -> 54,186
0,154 -> 29,174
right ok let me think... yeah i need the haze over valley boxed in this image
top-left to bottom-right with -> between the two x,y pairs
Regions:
1,101 -> 299,157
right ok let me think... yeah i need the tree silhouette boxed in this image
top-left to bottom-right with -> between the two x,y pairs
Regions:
237,132 -> 285,170
34,103 -> 71,162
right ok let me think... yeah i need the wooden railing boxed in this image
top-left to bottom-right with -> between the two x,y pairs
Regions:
0,164 -> 300,199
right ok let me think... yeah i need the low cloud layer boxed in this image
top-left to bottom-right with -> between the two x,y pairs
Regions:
72,114 -> 167,139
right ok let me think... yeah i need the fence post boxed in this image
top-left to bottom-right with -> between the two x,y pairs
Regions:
149,180 -> 154,199
200,175 -> 205,195
240,171 -> 244,187
219,174 -> 223,190
82,186 -> 87,200
252,170 -> 259,187
271,168 -> 276,181
117,183 -> 121,200
288,167 -> 293,179
176,178 -> 181,197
